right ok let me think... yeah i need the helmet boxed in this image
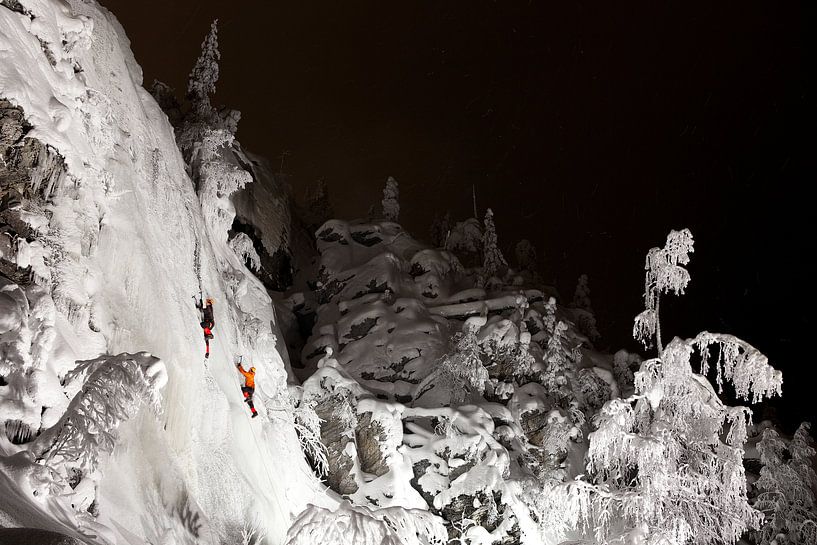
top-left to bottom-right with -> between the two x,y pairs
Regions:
206,298 -> 214,305
250,367 -> 256,372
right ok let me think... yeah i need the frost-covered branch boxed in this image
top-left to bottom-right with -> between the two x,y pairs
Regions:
32,353 -> 166,481
693,331 -> 783,404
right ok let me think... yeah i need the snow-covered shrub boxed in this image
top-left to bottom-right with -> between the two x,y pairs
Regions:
289,394 -> 329,478
33,353 -> 166,483
285,502 -> 448,545
241,515 -> 268,545
382,176 -> 400,221
612,349 -> 640,398
751,423 -> 817,545
577,368 -> 612,413
633,228 -> 694,350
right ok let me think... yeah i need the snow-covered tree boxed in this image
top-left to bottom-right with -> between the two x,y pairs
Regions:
570,273 -> 600,342
430,211 -> 452,248
428,324 -> 489,405
33,354 -> 166,483
542,296 -> 558,337
577,368 -> 612,413
568,332 -> 782,545
305,178 -> 334,229
515,239 -> 538,272
532,230 -> 783,545
149,80 -> 182,126
633,228 -> 694,351
195,128 -> 251,237
287,393 -> 329,478
751,423 -> 817,545
572,273 -> 592,311
187,19 -> 220,117
541,321 -> 575,403
381,176 -> 400,221
479,208 -> 508,287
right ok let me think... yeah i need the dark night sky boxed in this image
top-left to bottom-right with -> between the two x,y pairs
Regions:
104,1 -> 814,430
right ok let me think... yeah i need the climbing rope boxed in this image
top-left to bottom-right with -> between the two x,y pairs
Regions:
247,417 -> 291,526
193,238 -> 202,292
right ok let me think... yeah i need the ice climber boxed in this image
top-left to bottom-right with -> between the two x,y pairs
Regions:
236,362 -> 258,418
196,297 -> 215,358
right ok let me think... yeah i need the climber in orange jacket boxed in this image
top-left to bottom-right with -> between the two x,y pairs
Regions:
236,362 -> 258,418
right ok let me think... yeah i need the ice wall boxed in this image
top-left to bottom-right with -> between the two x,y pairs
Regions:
0,1 -> 331,543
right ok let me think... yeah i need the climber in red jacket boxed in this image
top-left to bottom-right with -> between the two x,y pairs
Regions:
196,297 -> 215,358
236,362 -> 258,418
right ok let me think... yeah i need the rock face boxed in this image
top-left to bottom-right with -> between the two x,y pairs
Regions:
313,393 -> 359,496
1,99 -> 68,286
0,99 -> 67,203
355,412 -> 390,477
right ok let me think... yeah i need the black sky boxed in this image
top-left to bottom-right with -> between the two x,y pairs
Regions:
103,0 -> 814,430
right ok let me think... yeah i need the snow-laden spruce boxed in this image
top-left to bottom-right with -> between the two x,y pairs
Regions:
382,175 -> 400,222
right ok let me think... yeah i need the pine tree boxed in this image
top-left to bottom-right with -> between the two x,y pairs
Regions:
381,176 -> 400,221
187,19 -> 220,117
480,208 -> 508,287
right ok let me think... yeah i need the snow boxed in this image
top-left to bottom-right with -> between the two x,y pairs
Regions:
285,501 -> 447,545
